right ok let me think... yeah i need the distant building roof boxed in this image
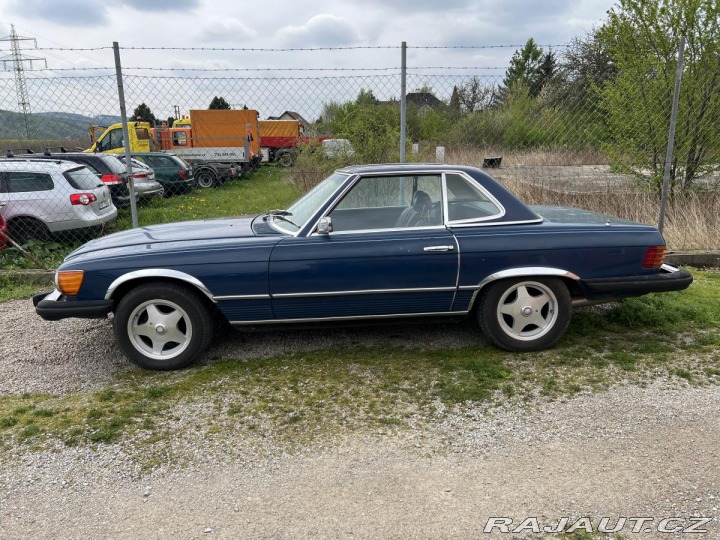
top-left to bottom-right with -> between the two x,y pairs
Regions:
267,111 -> 310,128
406,92 -> 443,109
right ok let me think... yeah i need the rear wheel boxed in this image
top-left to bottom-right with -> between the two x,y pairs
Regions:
7,217 -> 50,244
477,277 -> 572,352
276,150 -> 296,167
195,169 -> 218,189
113,282 -> 214,370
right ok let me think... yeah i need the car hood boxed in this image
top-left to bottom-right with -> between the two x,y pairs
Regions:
66,215 -> 262,260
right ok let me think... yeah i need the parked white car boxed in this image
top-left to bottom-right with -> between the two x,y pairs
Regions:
322,138 -> 355,159
0,158 -> 117,243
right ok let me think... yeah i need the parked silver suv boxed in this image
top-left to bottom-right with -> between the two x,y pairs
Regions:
0,159 -> 117,243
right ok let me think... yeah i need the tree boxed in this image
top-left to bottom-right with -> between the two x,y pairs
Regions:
455,77 -> 496,113
598,0 -> 720,192
551,31 -> 617,110
166,116 -> 176,127
208,96 -> 231,109
449,86 -> 461,112
503,38 -> 545,97
355,89 -> 379,106
132,103 -> 156,124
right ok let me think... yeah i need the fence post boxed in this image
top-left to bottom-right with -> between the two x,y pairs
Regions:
113,41 -> 138,228
658,36 -> 685,236
400,41 -> 407,163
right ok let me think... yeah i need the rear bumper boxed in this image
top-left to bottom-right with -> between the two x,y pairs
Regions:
33,290 -> 114,321
580,264 -> 693,300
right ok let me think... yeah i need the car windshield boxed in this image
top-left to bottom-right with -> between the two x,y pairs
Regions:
272,171 -> 350,233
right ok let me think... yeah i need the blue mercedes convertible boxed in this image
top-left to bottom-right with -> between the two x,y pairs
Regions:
34,164 -> 693,370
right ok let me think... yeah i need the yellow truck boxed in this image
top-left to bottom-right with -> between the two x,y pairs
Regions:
88,109 -> 261,187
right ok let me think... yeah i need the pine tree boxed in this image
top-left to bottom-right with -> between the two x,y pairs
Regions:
208,96 -> 231,109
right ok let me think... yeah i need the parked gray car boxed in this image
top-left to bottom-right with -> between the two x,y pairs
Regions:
0,159 -> 117,243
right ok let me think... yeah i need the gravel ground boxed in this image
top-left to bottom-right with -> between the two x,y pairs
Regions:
1,297 -> 719,538
0,296 -> 485,396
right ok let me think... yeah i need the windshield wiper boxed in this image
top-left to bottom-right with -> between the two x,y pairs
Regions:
266,209 -> 300,228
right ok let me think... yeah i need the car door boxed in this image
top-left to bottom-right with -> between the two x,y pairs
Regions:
268,173 -> 461,321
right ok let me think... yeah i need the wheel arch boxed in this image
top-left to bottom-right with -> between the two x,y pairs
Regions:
105,269 -> 215,306
467,267 -> 582,313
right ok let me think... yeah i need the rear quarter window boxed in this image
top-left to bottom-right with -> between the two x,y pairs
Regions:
104,156 -> 129,174
64,167 -> 103,190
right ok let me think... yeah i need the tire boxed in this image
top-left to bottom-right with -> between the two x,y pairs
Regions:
477,277 -> 572,352
113,282 -> 214,370
195,169 -> 218,189
276,150 -> 296,168
7,217 -> 50,244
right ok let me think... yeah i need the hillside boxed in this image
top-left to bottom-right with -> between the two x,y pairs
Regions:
0,109 -> 120,141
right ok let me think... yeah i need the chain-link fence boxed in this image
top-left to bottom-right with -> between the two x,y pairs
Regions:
1,42 -> 719,268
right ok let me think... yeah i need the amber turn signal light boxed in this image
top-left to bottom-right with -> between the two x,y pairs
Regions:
57,270 -> 84,296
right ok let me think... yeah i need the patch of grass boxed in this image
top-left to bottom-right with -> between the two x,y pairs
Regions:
108,166 -> 299,231
0,274 -> 47,302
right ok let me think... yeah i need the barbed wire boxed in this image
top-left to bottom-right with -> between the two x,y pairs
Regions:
14,66 -> 508,73
9,44 -> 570,53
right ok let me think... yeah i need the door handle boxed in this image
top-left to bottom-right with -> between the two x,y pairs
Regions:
423,245 -> 454,252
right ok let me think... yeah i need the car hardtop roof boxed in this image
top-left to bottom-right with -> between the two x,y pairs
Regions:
338,163 -> 490,176
0,158 -> 86,171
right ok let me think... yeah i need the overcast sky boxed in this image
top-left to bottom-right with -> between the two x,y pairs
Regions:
0,0 -> 616,68
0,0 -> 616,119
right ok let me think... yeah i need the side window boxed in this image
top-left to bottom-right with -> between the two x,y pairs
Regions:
329,175 -> 442,232
106,129 -> 124,151
173,132 -> 187,146
135,127 -> 150,140
6,172 -> 54,193
445,173 -> 503,223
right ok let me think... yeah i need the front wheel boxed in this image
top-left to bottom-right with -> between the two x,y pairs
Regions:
477,277 -> 572,352
113,282 -> 214,370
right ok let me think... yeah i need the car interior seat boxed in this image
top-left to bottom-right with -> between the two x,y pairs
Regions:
394,190 -> 433,228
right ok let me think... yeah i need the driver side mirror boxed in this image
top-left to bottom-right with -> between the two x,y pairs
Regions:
317,216 -> 333,235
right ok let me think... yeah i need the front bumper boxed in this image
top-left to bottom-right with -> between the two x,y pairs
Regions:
34,290 -> 114,321
580,264 -> 693,300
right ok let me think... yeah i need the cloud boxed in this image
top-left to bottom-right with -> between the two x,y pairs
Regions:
120,0 -> 199,10
9,0 -> 108,26
198,19 -> 257,43
276,14 -> 361,47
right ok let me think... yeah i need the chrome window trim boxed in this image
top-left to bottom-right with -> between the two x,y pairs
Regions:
314,225 -> 448,237
105,269 -> 215,302
443,171 -> 506,224
307,170 -> 447,236
230,310 -> 469,326
449,217 -> 544,229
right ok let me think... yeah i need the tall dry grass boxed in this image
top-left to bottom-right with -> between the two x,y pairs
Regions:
503,179 -> 720,251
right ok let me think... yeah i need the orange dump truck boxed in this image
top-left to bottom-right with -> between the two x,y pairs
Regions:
259,119 -> 328,167
88,109 -> 261,187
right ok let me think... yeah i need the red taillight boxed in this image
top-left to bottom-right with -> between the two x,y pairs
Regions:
101,174 -> 124,185
132,172 -> 148,180
178,168 -> 188,179
642,246 -> 667,269
70,193 -> 97,206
